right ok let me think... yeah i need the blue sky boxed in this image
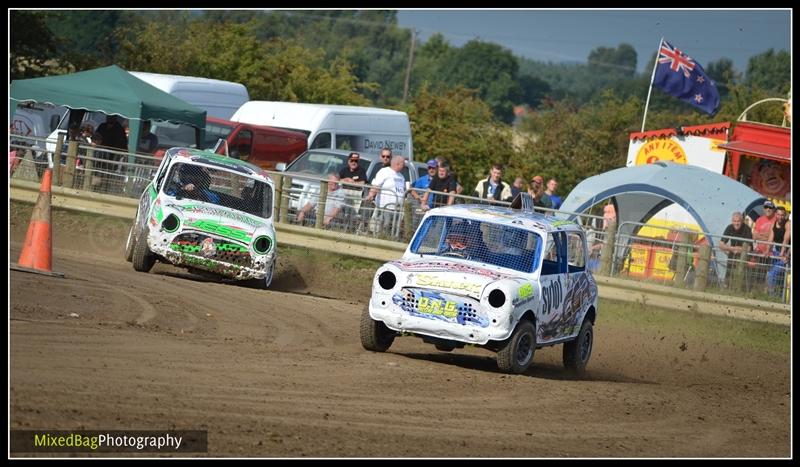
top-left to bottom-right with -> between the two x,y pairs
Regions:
396,9 -> 792,74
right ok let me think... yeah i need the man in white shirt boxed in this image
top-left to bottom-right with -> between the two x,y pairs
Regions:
296,174 -> 346,228
365,155 -> 407,234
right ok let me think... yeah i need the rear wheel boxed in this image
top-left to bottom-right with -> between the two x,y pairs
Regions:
496,320 -> 536,374
132,227 -> 156,272
563,319 -> 593,373
360,306 -> 396,352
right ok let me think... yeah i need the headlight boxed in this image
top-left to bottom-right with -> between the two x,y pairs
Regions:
253,235 -> 273,255
488,289 -> 506,308
162,214 -> 180,233
378,271 -> 397,290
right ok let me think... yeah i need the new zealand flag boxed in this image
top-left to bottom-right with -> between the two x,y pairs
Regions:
653,39 -> 720,115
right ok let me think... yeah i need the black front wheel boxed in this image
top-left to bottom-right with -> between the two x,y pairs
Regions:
359,306 -> 396,352
124,222 -> 137,263
131,227 -> 156,272
563,319 -> 593,373
496,320 -> 536,374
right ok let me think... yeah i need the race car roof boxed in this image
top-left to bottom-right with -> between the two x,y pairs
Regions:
426,204 -> 581,233
168,147 -> 272,181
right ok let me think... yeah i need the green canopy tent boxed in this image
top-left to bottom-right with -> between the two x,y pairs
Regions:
9,64 -> 207,157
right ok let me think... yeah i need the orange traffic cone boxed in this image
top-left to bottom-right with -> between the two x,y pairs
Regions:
12,168 -> 64,278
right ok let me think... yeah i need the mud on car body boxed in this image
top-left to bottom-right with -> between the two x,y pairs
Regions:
126,147 -> 277,288
360,203 -> 598,374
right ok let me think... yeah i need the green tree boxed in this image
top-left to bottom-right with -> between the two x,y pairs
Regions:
744,49 -> 791,94
438,40 -> 522,123
401,84 -> 516,191
517,74 -> 551,109
587,43 -> 637,78
514,91 -> 641,194
705,57 -> 739,100
43,10 -> 147,71
10,10 -> 68,80
115,20 -> 375,105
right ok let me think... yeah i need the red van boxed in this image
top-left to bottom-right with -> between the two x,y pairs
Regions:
153,117 -> 308,170
204,117 -> 308,170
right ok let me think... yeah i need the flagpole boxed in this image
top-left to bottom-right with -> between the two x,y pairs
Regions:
641,37 -> 664,132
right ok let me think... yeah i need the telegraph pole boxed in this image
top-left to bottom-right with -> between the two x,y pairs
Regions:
402,29 -> 416,104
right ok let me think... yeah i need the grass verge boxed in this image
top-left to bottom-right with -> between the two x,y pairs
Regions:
600,298 -> 790,354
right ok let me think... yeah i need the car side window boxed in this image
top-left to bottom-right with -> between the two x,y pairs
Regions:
541,232 -> 567,275
567,231 -> 586,272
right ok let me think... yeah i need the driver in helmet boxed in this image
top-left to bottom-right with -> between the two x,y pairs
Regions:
442,221 -> 483,260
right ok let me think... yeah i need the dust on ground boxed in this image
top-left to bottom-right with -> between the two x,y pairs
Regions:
9,202 -> 790,457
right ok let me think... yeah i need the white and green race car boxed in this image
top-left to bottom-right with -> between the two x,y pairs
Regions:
126,147 -> 277,288
361,200 -> 598,374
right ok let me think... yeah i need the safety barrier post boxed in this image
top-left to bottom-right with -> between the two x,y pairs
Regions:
271,173 -> 283,222
315,179 -> 328,230
673,231 -> 689,287
63,141 -> 79,188
82,148 -> 95,191
694,244 -> 711,291
279,176 -> 292,224
53,133 -> 65,186
600,220 -> 616,276
403,199 -> 414,242
731,243 -> 750,292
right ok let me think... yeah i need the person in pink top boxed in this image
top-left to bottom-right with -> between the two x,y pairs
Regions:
753,200 -> 777,254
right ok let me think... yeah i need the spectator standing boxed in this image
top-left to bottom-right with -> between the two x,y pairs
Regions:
510,176 -> 525,200
410,159 -> 437,209
136,120 -> 159,154
751,200 -> 777,287
435,156 -> 463,195
422,162 -> 458,210
546,178 -> 562,210
378,148 -> 392,169
95,115 -> 127,151
766,206 -> 791,296
473,163 -> 513,203
365,155 -> 407,233
95,115 -> 127,180
752,201 -> 777,254
527,175 -> 553,211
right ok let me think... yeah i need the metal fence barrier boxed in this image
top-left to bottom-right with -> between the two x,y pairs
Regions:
9,136 -> 791,304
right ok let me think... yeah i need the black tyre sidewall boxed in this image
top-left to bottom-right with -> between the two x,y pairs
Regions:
359,307 -> 395,352
564,319 -> 593,372
497,320 -> 536,374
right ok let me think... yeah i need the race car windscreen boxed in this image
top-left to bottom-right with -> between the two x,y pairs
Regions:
410,216 -> 541,273
164,162 -> 272,219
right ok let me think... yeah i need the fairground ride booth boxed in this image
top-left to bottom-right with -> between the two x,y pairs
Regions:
716,105 -> 791,211
619,98 -> 791,281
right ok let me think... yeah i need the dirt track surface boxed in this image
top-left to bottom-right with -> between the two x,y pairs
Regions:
10,204 -> 791,457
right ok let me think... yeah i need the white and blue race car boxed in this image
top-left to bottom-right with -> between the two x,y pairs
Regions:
361,200 -> 598,374
126,147 -> 277,288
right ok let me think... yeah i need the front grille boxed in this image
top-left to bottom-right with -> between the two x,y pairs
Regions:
170,232 -> 253,268
393,288 -> 488,327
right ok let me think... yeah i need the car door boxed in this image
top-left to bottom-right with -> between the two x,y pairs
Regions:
562,230 -> 589,337
537,231 -> 567,342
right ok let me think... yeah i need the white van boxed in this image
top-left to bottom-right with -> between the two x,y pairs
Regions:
230,101 -> 414,161
12,103 -> 67,138
129,71 -> 249,120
